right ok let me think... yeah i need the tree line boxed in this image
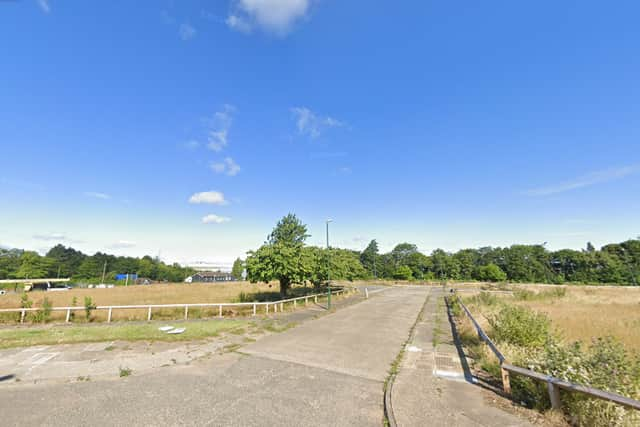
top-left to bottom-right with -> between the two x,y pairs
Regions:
244,214 -> 640,295
0,244 -> 195,283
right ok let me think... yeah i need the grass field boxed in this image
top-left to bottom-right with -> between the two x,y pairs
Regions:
0,281 -> 283,309
0,281 -> 333,323
461,284 -> 640,352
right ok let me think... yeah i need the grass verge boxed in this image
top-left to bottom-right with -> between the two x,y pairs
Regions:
0,319 -> 247,349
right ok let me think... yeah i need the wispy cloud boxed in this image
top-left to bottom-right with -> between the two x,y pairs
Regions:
84,191 -> 111,200
182,140 -> 200,150
188,191 -> 228,205
227,0 -> 312,36
179,23 -> 196,41
525,165 -> 640,196
202,214 -> 231,224
207,104 -> 236,151
291,107 -> 344,138
33,232 -> 66,241
211,157 -> 241,176
226,14 -> 252,34
108,240 -> 136,249
37,0 -> 50,14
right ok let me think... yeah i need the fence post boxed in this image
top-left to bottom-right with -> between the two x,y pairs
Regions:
280,302 -> 284,312
314,295 -> 318,304
501,366 -> 511,395
184,306 -> 189,320
365,288 -> 369,299
219,305 -> 223,318
294,299 -> 297,309
253,304 -> 256,316
20,309 -> 25,323
266,304 -> 269,314
305,297 -> 308,306
547,380 -> 562,410
107,307 -> 113,323
66,309 -> 71,323
147,306 -> 152,321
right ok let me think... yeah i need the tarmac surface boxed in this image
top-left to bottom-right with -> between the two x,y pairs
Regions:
0,286 -> 427,426
0,285 -> 533,426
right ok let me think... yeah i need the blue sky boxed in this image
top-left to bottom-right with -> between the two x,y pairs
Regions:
1,0 -> 639,266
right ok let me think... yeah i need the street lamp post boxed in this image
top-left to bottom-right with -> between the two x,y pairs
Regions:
326,219 -> 333,310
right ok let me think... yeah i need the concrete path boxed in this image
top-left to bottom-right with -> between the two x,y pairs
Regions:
391,288 -> 532,427
0,286 -> 429,426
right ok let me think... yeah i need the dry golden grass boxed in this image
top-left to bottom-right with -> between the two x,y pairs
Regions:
463,285 -> 640,353
0,281 -> 281,310
514,286 -> 640,352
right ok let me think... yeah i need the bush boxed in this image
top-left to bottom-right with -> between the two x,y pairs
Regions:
513,337 -> 640,426
84,296 -> 96,321
33,297 -> 53,323
392,265 -> 413,280
488,305 -> 553,348
476,263 -> 507,282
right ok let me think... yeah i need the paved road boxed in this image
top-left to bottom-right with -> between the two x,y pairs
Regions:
0,286 -> 429,426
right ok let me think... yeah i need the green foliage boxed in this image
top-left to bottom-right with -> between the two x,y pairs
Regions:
20,292 -> 32,309
488,305 -> 553,348
513,287 -> 566,301
119,366 -> 132,377
84,296 -> 96,321
511,338 -> 640,426
475,263 -> 507,282
392,265 -> 413,280
231,258 -> 244,280
360,239 -> 379,278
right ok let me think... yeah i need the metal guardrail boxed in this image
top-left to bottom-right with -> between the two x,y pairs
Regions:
453,296 -> 640,412
0,288 -> 351,323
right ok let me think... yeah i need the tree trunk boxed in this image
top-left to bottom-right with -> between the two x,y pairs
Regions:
279,278 -> 291,297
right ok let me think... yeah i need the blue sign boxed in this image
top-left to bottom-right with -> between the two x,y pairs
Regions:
115,274 -> 138,281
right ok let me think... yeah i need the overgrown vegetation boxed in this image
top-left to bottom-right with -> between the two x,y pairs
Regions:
454,292 -> 640,426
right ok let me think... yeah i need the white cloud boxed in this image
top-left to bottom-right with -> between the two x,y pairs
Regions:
38,0 -> 50,13
108,240 -> 137,249
202,214 -> 231,224
525,164 -> 640,196
179,23 -> 196,41
84,191 -> 111,200
227,0 -> 311,36
207,104 -> 236,151
189,191 -> 228,205
211,157 -> 241,176
291,107 -> 344,138
33,232 -> 66,241
226,14 -> 252,34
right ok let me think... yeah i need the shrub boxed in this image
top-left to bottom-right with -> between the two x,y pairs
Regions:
488,305 -> 553,348
476,263 -> 507,282
392,265 -> 413,280
33,297 -> 53,323
84,296 -> 96,321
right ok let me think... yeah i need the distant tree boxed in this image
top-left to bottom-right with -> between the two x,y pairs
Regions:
586,242 -> 596,253
231,258 -> 244,280
390,243 -> 419,267
360,239 -> 380,278
246,214 -> 309,296
16,251 -> 54,279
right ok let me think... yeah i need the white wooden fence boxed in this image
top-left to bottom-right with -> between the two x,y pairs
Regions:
0,288 -> 352,323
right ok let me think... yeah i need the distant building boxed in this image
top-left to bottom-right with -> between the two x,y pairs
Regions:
185,271 -> 236,283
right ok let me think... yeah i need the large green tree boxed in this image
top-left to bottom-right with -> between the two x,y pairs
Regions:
246,214 -> 310,296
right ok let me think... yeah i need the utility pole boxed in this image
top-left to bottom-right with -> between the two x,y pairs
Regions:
326,219 -> 333,310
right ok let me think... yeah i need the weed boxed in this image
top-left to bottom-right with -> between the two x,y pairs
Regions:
119,366 -> 132,377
